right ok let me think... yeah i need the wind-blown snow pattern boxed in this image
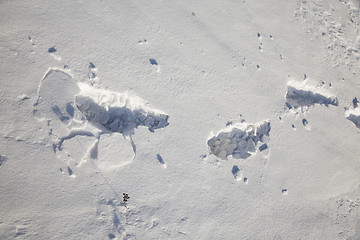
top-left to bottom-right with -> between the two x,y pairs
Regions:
208,120 -> 270,159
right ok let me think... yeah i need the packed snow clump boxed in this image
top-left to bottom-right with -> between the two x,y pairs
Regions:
208,120 -> 270,160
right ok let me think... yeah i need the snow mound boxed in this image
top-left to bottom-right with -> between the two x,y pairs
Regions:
345,107 -> 360,128
75,82 -> 169,135
208,120 -> 270,160
286,79 -> 338,108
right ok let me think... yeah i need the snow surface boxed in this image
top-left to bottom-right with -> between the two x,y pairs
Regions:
1,0 -> 360,239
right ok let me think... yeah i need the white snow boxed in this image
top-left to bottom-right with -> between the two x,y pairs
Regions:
1,0 -> 360,239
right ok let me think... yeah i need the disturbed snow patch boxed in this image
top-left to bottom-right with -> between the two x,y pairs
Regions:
75,82 -> 169,135
345,108 -> 360,128
34,68 -> 169,170
286,79 -> 338,108
208,120 -> 270,160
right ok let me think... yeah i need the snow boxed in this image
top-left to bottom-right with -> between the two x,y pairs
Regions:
207,120 -> 270,160
75,81 -> 169,134
286,79 -> 339,108
1,0 -> 360,239
346,107 -> 360,128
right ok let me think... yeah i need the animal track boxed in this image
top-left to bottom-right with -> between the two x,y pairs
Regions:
108,233 -> 116,239
207,120 -> 270,160
48,46 -> 61,61
149,58 -> 158,65
286,79 -> 338,108
282,188 -> 288,195
138,39 -> 148,45
231,165 -> 242,180
67,166 -> 74,176
156,154 -> 166,168
87,61 -> 99,85
243,177 -> 248,184
48,47 -> 56,53
149,58 -> 160,72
